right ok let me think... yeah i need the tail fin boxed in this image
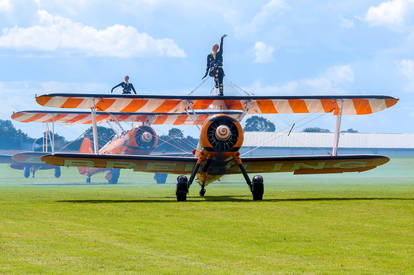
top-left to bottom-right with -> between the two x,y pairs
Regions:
78,138 -> 93,175
80,137 -> 93,154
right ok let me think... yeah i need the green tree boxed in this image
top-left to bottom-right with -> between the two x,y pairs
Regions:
168,128 -> 184,139
244,116 -> 275,132
65,126 -> 115,151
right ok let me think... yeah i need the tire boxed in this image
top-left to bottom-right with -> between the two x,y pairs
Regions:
252,175 -> 264,201
154,173 -> 167,184
24,166 -> 30,178
108,169 -> 120,184
176,176 -> 188,202
54,167 -> 61,178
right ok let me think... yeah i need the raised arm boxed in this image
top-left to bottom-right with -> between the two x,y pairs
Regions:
111,82 -> 123,93
219,34 -> 227,54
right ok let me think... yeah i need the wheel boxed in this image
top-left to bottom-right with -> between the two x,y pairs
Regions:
252,175 -> 264,201
108,169 -> 120,184
24,166 -> 30,178
54,167 -> 61,178
199,187 -> 206,197
86,176 -> 91,183
176,175 -> 188,201
154,173 -> 167,184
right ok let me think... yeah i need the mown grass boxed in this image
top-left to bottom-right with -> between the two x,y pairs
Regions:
0,157 -> 413,274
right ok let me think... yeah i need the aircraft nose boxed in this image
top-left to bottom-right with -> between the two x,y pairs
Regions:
141,131 -> 153,143
215,125 -> 231,141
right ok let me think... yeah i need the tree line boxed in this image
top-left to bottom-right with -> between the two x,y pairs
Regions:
1,116 -> 358,151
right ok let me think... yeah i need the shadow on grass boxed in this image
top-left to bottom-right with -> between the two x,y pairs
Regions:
57,196 -> 414,203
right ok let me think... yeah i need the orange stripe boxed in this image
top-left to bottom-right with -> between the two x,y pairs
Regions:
36,96 -> 52,106
11,113 -> 24,120
385,98 -> 399,108
321,99 -> 337,113
96,98 -> 116,111
198,114 -> 209,124
224,100 -> 243,110
65,114 -> 89,123
173,115 -> 188,125
134,115 -> 148,122
96,114 -> 110,122
61,98 -> 84,108
192,99 -> 214,109
53,113 -> 68,122
256,100 -> 277,113
21,113 -> 47,122
152,100 -> 180,113
289,99 -> 309,113
121,99 -> 149,112
352,99 -> 372,115
153,115 -> 168,124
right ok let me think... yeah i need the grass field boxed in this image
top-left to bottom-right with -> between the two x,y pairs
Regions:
0,157 -> 413,274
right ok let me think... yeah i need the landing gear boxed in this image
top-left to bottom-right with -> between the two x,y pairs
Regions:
108,169 -> 120,184
54,167 -> 61,178
154,173 -> 168,184
251,175 -> 264,201
236,156 -> 264,201
24,166 -> 30,178
176,175 -> 188,201
199,185 -> 206,197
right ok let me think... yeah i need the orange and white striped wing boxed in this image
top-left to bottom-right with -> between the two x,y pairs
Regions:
11,111 -> 242,125
35,94 -> 399,115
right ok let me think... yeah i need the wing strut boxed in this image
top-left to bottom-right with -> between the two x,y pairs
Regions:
332,99 -> 343,156
91,105 -> 99,154
51,115 -> 55,154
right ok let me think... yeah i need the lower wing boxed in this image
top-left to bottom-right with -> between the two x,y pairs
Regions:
42,153 -> 389,175
42,153 -> 197,174
238,155 -> 389,175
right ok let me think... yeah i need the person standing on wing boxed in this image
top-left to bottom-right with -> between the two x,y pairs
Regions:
202,34 -> 227,96
111,75 -> 137,94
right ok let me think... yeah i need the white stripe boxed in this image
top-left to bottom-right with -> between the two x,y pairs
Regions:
342,99 -> 356,115
305,99 -> 324,113
273,100 -> 293,113
106,98 -> 134,112
370,99 -> 386,113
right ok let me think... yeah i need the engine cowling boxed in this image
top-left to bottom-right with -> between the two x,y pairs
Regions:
200,115 -> 243,152
134,125 -> 158,150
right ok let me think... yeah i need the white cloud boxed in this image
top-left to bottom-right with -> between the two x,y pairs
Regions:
0,9 -> 186,58
0,0 -> 11,12
236,0 -> 288,37
254,41 -> 274,63
397,59 -> 414,91
365,0 -> 413,26
250,65 -> 354,95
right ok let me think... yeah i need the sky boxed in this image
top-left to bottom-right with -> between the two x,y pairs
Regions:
0,0 -> 413,140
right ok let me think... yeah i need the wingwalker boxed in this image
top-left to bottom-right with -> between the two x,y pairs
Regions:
28,93 -> 399,201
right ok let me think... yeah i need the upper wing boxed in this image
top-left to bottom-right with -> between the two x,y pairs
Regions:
35,93 -> 398,115
237,155 -> 389,175
11,110 -> 242,125
42,153 -> 197,174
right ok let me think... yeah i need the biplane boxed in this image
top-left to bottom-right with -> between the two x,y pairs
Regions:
28,93 -> 398,201
0,134 -> 61,179
12,109 -> 242,184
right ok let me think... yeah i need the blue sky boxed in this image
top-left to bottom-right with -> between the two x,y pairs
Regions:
0,0 -> 413,139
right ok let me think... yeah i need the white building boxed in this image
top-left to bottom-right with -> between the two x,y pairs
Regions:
242,132 -> 414,156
